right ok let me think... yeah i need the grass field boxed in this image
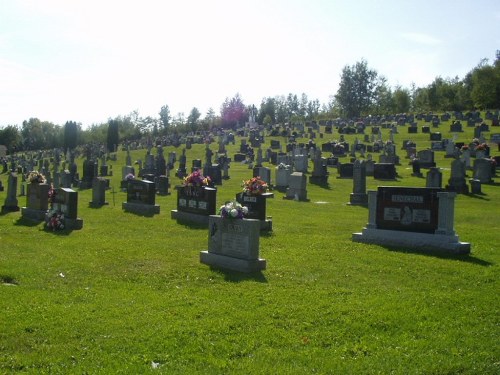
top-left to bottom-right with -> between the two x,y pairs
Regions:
1,118 -> 499,374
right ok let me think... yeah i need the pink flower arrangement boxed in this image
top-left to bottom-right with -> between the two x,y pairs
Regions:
183,169 -> 211,187
242,176 -> 268,195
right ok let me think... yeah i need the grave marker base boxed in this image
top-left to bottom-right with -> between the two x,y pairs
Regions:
64,217 -> 84,230
200,251 -> 266,273
348,193 -> 368,206
352,228 -> 470,254
122,202 -> 160,215
21,207 -> 47,221
171,210 -> 210,225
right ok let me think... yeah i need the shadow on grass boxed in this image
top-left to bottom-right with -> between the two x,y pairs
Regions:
210,268 -> 268,283
177,222 -> 208,231
44,228 -> 74,236
464,192 -> 490,200
385,246 -> 492,266
260,230 -> 275,238
309,181 -> 333,190
0,274 -> 19,285
14,217 -> 41,227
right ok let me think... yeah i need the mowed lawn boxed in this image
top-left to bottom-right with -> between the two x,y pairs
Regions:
1,120 -> 499,374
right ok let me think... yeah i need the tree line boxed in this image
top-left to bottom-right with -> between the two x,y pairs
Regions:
1,52 -> 499,154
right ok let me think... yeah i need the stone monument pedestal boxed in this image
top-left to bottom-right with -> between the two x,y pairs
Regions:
200,216 -> 266,273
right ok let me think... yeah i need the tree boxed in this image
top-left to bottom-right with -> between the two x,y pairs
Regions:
205,107 -> 217,128
21,118 -> 58,150
335,59 -> 380,118
257,97 -> 276,124
392,86 -> 411,113
220,93 -> 247,128
0,125 -> 21,153
106,119 -> 120,152
471,63 -> 499,109
63,121 -> 78,153
159,105 -> 171,134
187,107 -> 201,132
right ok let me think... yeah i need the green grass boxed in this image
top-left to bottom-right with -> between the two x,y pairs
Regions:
1,119 -> 499,374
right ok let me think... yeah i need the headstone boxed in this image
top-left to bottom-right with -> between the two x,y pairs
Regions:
373,163 -> 397,180
236,192 -> 274,231
1,173 -> 19,213
417,149 -> 436,168
284,172 -> 308,201
51,188 -> 83,229
171,185 -> 217,225
200,216 -> 266,272
89,177 -> 108,207
446,159 -> 468,194
253,167 -> 271,186
122,179 -> 160,215
21,183 -> 49,221
472,158 -> 493,183
349,160 -> 368,205
309,149 -> 328,184
157,176 -> 170,196
411,159 -> 423,177
275,165 -> 292,190
469,179 -> 481,194
293,154 -> 308,173
337,163 -> 354,178
80,160 -> 96,189
352,187 -> 470,254
426,167 -> 442,188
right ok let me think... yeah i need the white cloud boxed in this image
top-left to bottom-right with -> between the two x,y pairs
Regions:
401,32 -> 443,46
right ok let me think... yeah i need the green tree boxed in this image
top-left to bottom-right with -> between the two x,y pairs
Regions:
159,105 -> 171,134
106,119 -> 120,152
0,125 -> 21,153
21,118 -> 58,150
63,121 -> 78,153
471,64 -> 499,109
257,97 -> 276,124
205,108 -> 216,128
393,86 -> 411,113
187,107 -> 201,132
335,59 -> 380,118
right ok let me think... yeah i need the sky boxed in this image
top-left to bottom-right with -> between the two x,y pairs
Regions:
1,0 -> 499,128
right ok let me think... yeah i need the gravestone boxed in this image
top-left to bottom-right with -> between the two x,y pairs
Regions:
1,173 -> 19,214
426,167 -> 442,188
349,160 -> 368,205
51,188 -> 83,229
446,159 -> 468,194
89,177 -> 108,207
352,187 -> 470,254
157,176 -> 170,195
469,179 -> 481,194
417,149 -> 436,168
411,159 -> 423,177
309,149 -> 328,184
275,165 -> 292,190
21,183 -> 49,221
200,216 -> 266,272
122,179 -> 160,215
450,122 -> 463,132
171,186 -> 217,225
284,172 -> 308,201
472,158 -> 493,183
236,192 -> 274,231
253,167 -> 271,186
80,160 -> 96,189
373,163 -> 397,180
293,154 -> 308,173
337,163 -> 354,178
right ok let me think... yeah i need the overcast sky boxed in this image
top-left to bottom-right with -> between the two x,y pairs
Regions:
1,0 -> 499,128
